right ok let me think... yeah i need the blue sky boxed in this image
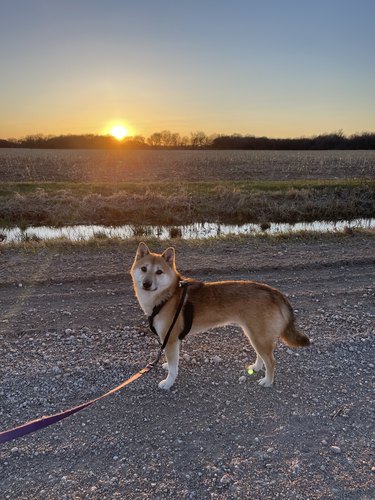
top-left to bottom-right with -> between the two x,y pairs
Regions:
1,0 -> 374,138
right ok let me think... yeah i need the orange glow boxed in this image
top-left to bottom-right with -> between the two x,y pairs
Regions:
109,124 -> 129,140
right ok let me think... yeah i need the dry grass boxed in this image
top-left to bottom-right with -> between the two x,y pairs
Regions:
0,149 -> 373,227
0,179 -> 373,227
2,227 -> 372,253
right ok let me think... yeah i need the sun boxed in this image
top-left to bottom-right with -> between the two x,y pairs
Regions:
110,124 -> 129,141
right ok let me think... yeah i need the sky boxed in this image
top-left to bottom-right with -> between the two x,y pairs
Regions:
1,0 -> 374,139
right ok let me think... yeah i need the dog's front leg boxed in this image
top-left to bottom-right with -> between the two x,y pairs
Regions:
159,340 -> 180,390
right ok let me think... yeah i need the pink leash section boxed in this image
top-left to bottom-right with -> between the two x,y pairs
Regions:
0,363 -> 155,444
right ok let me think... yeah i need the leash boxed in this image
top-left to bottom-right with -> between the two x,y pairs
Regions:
0,283 -> 189,445
0,364 -> 154,444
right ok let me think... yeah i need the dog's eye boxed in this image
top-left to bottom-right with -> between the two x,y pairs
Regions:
141,266 -> 147,272
155,269 -> 163,275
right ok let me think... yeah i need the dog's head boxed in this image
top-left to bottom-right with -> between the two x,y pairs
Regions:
131,242 -> 178,296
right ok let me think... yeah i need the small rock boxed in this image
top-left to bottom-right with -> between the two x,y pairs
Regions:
292,464 -> 301,475
238,376 -> 246,384
220,474 -> 232,486
331,446 -> 342,454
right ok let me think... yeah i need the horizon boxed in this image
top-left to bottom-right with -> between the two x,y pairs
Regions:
1,1 -> 374,139
2,129 -> 375,143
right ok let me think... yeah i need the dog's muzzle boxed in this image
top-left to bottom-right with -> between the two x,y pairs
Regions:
142,280 -> 153,290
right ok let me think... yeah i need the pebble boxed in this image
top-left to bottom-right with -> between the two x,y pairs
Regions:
220,474 -> 232,486
331,446 -> 342,454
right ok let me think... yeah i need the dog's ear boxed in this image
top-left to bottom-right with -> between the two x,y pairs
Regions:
136,242 -> 150,260
162,247 -> 175,267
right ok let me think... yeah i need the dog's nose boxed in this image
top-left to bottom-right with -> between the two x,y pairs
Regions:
143,280 -> 152,290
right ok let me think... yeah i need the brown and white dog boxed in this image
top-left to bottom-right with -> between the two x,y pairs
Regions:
131,242 -> 310,390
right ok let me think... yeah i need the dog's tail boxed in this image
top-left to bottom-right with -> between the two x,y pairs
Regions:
279,299 -> 310,348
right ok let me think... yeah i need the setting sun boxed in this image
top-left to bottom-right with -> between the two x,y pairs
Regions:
110,125 -> 129,141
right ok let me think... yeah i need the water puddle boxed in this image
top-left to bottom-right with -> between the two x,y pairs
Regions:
0,218 -> 374,244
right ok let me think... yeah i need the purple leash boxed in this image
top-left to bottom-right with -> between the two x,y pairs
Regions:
0,363 -> 154,444
1,283 -> 189,444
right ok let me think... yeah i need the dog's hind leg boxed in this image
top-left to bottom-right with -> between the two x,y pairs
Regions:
158,340 -> 180,390
242,326 -> 276,387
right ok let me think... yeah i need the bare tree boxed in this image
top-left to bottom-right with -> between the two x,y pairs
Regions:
190,131 -> 208,148
147,132 -> 162,147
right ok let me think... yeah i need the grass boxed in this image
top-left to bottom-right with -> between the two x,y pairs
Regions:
0,178 -> 373,228
0,178 -> 371,197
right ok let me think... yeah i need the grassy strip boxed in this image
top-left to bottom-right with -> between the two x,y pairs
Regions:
0,178 -> 374,227
0,178 -> 372,197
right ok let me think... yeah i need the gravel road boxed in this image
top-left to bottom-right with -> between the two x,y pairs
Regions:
0,234 -> 374,499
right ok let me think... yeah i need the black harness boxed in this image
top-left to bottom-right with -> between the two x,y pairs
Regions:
148,280 -> 194,342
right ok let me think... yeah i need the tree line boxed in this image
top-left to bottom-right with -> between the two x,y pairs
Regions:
1,130 -> 374,150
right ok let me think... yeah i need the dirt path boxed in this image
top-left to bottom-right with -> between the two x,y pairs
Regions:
0,234 -> 374,499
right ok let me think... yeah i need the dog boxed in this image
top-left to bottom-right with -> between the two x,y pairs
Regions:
131,242 -> 310,390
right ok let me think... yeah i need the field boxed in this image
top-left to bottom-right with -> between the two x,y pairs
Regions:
1,149 -> 374,182
0,149 -> 374,227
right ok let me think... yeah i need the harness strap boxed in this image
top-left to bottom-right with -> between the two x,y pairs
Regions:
148,300 -> 167,337
179,300 -> 194,340
148,280 -> 194,342
160,284 -> 188,350
145,284 -> 189,368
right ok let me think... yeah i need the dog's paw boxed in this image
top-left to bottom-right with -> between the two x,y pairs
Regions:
162,362 -> 168,371
258,377 -> 273,387
158,378 -> 174,390
247,362 -> 263,372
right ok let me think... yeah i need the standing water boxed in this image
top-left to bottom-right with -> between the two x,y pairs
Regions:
0,219 -> 374,244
